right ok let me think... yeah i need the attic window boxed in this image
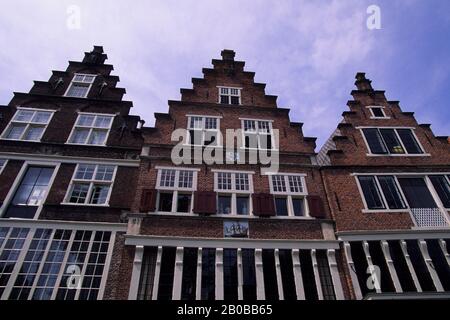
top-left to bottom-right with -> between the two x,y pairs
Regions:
65,73 -> 96,98
367,106 -> 388,119
218,87 -> 241,105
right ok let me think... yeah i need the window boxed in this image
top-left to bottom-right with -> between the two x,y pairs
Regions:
4,166 -> 55,219
65,164 -> 116,205
241,249 -> 257,300
357,176 -> 385,210
181,248 -> 198,300
65,73 -> 96,98
358,175 -> 407,210
279,249 -> 297,300
368,106 -> 388,118
316,250 -> 336,300
0,159 -> 6,174
157,247 -> 176,300
68,113 -> 113,146
269,174 -> 308,217
156,168 -> 197,213
361,128 -> 424,155
187,116 -> 220,146
201,248 -> 216,300
242,119 -> 274,149
223,249 -> 238,300
377,176 -> 407,209
262,249 -> 279,300
214,171 -> 253,215
429,176 -> 450,208
1,108 -> 54,141
218,87 -> 241,105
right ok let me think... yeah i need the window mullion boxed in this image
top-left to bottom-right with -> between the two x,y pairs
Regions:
172,190 -> 178,213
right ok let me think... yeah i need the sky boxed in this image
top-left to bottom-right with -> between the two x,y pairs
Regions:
0,0 -> 449,148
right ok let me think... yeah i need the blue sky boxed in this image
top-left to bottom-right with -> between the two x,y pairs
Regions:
0,0 -> 449,147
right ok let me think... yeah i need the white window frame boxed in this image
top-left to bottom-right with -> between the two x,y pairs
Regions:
240,118 -> 277,151
353,172 -> 450,215
213,170 -> 254,216
66,112 -> 115,146
267,173 -> 310,218
64,73 -> 96,98
366,106 -> 390,119
185,115 -> 222,147
0,161 -> 61,219
217,86 -> 242,105
155,167 -> 199,214
62,164 -> 117,206
0,107 -> 56,142
0,159 -> 7,175
357,126 -> 428,156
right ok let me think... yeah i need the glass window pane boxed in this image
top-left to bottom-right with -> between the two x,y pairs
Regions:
75,164 -> 95,180
88,129 -> 107,145
77,115 -> 95,126
235,173 -> 249,191
94,165 -> 115,181
89,185 -> 110,204
177,194 -> 191,213
371,107 -> 385,117
272,175 -> 286,192
288,176 -> 303,193
218,195 -> 232,214
223,249 -> 238,300
378,176 -> 406,209
94,116 -> 112,128
10,167 -> 54,207
358,176 -> 385,209
23,126 -> 44,141
429,176 -> 450,208
32,112 -> 52,124
204,117 -> 217,129
217,172 -> 232,190
397,129 -> 423,154
201,248 -> 216,300
5,124 -> 26,139
275,197 -> 288,216
69,183 -> 90,203
160,169 -> 175,188
380,129 -> 405,154
158,193 -> 173,212
220,95 -> 229,104
292,198 -> 304,216
362,128 -> 387,154
180,248 -> 198,300
70,128 -> 89,144
236,196 -> 249,215
66,83 -> 90,98
241,249 -> 256,300
230,96 -> 239,105
14,110 -> 35,122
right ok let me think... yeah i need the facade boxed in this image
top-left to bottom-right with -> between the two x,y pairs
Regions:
0,47 -> 448,300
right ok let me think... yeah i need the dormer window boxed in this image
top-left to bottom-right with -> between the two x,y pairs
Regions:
65,73 -> 96,98
218,87 -> 241,105
367,106 -> 389,119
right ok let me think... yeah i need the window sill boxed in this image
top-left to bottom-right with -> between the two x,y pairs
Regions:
147,211 -> 313,220
366,153 -> 431,157
60,202 -> 110,207
64,142 -> 108,147
362,209 -> 409,213
0,138 -> 42,143
369,117 -> 391,120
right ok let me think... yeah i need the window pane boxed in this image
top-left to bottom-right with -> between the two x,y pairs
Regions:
242,249 -> 256,300
11,167 -> 54,206
292,198 -> 304,216
243,120 -> 256,132
358,176 -> 385,209
279,249 -> 297,300
258,121 -> 270,133
160,169 -> 175,188
157,247 -> 176,300
235,173 -> 249,191
223,249 -> 238,300
88,129 -> 107,145
362,128 -> 387,154
201,248 -> 216,300
178,171 -> 193,189
429,176 -> 450,208
204,117 -> 217,129
380,129 -> 405,154
180,248 -> 198,300
66,83 -> 90,98
23,126 -> 44,141
89,185 -> 110,204
75,164 -> 95,180
288,176 -> 303,193
275,197 -> 288,216
217,172 -> 232,190
272,175 -> 286,192
77,115 -> 95,126
398,177 -> 437,208
158,193 -> 173,212
236,196 -> 249,215
371,107 -> 385,117
94,116 -> 112,128
378,176 -> 406,209
70,128 -> 89,144
5,123 -> 26,139
14,110 -> 35,122
262,249 -> 279,300
316,250 -> 336,300
230,96 -> 239,105
32,112 -> 52,124
0,159 -> 5,172
218,195 -> 232,214
69,183 -> 90,203
220,95 -> 229,104
95,165 -> 115,181
177,194 -> 191,213
397,129 -> 423,154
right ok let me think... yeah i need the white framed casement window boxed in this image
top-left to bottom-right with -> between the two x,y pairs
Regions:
217,86 -> 241,105
240,118 -> 276,150
63,164 -> 117,206
213,170 -> 254,216
1,107 -> 55,142
366,106 -> 390,119
268,173 -> 309,217
358,127 -> 427,156
64,73 -> 96,98
0,159 -> 7,175
155,167 -> 199,214
186,115 -> 221,146
67,113 -> 114,146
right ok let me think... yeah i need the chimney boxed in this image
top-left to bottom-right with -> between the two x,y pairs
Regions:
221,49 -> 235,61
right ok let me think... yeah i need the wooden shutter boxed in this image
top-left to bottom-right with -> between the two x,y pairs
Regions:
307,195 -> 325,218
253,193 -> 276,217
139,189 -> 157,212
193,191 -> 216,215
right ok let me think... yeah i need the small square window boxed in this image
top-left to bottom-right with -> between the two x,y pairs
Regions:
370,107 -> 385,118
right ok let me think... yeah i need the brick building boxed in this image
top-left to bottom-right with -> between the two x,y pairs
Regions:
0,47 -> 448,300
